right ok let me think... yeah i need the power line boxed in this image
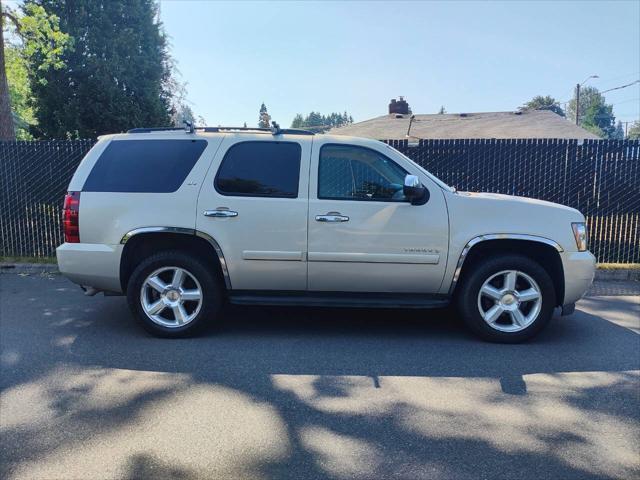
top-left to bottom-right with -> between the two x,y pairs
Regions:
556,80 -> 639,106
601,80 -> 639,94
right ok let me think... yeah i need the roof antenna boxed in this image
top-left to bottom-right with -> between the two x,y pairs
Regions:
270,121 -> 281,135
183,120 -> 195,134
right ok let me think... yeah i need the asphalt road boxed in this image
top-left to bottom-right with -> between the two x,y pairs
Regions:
1,274 -> 639,480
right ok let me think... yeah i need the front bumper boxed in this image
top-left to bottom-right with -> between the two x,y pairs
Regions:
56,243 -> 123,293
561,250 -> 596,306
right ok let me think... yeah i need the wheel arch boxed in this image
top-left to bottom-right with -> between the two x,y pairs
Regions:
450,234 -> 565,306
119,227 -> 231,292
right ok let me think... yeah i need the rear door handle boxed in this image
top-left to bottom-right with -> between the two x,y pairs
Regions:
315,212 -> 349,223
204,209 -> 238,218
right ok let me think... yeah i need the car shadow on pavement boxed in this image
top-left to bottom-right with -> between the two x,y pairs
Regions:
64,298 -> 639,380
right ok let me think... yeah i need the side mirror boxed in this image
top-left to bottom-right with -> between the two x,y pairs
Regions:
403,174 -> 429,205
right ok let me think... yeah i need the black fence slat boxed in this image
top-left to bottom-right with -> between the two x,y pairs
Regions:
400,138 -> 638,263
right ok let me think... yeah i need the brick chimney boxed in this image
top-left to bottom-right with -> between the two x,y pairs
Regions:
389,96 -> 410,115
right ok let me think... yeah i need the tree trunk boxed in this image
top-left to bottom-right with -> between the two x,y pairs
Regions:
0,0 -> 17,141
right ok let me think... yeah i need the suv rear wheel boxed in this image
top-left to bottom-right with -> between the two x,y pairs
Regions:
126,250 -> 222,337
456,254 -> 556,343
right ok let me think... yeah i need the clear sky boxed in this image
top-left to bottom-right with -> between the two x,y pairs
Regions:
163,1 -> 639,127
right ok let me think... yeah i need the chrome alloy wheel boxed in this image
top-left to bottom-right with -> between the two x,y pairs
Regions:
477,270 -> 542,333
140,266 -> 203,328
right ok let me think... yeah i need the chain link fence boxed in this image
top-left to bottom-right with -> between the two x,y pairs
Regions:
1,138 -> 639,263
1,140 -> 95,258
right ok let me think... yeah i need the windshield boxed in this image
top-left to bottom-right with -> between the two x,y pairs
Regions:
385,144 -> 455,192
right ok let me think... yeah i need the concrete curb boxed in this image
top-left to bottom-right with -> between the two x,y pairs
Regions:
0,263 -> 59,275
2,262 -> 638,281
594,268 -> 640,282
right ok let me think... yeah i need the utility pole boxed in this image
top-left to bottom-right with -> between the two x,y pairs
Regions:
575,83 -> 580,126
574,75 -> 598,127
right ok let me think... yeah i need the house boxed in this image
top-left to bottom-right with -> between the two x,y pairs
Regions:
330,97 -> 600,140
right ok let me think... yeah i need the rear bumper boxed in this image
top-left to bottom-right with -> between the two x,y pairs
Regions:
56,243 -> 123,293
561,250 -> 596,306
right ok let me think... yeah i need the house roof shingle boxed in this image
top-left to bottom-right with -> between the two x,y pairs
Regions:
330,110 -> 600,140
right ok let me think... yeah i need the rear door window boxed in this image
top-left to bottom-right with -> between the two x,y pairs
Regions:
215,141 -> 301,198
83,139 -> 207,193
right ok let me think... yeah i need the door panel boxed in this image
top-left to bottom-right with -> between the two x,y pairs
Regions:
307,140 -> 449,293
196,135 -> 310,291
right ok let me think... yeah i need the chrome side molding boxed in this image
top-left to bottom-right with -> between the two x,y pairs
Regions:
119,226 -> 232,289
120,226 -> 194,244
448,234 -> 564,295
195,230 -> 232,289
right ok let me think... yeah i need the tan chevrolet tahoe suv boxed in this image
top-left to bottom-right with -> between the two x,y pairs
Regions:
57,124 -> 595,342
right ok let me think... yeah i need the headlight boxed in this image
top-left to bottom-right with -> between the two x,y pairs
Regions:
571,222 -> 588,251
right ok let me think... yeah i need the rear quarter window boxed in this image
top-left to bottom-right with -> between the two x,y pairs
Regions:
82,139 -> 208,193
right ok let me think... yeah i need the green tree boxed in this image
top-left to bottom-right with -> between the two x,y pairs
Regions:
627,120 -> 640,140
1,1 -> 69,139
566,86 -> 617,138
306,111 -> 323,127
258,102 -> 270,128
5,44 -> 35,139
437,106 -> 446,114
519,95 -> 564,117
290,113 -> 304,128
290,110 -> 353,129
23,0 -> 172,138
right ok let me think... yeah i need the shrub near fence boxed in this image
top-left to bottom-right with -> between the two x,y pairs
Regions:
1,138 -> 639,263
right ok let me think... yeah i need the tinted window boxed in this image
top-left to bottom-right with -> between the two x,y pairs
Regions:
318,144 -> 407,201
83,139 -> 207,193
215,141 -> 301,197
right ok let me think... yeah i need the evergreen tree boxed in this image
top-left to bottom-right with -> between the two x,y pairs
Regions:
306,111 -> 323,127
258,102 -> 270,128
290,110 -> 353,129
23,0 -> 172,138
290,113 -> 304,128
438,106 -> 446,114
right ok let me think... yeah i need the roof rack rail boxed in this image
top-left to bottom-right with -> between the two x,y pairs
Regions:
127,125 -> 315,136
127,127 -> 185,133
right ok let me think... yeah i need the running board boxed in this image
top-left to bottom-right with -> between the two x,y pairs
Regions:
228,291 -> 450,309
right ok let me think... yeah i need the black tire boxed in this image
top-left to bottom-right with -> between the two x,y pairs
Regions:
456,254 -> 556,343
126,250 -> 222,338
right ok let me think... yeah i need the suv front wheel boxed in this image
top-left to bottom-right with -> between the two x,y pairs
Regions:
456,254 -> 556,343
126,251 -> 222,337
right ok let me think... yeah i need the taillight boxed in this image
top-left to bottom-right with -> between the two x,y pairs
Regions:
63,191 -> 80,243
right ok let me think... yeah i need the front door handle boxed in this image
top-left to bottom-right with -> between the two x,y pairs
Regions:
315,212 -> 349,223
204,209 -> 238,218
